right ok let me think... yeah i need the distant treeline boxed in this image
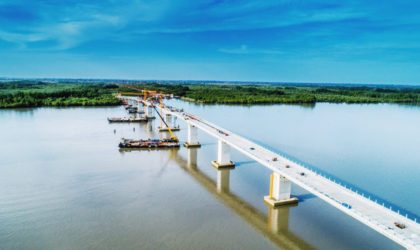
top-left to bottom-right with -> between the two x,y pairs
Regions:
0,81 -> 121,108
121,83 -> 420,104
1,81 -> 420,108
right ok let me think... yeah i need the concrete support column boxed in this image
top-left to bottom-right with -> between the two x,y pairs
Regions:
187,148 -> 197,169
165,114 -> 173,126
147,119 -> 153,132
183,123 -> 201,148
211,139 -> 235,169
137,101 -> 144,114
264,173 -> 298,207
145,105 -> 154,119
216,168 -> 231,193
162,131 -> 171,139
158,113 -> 180,132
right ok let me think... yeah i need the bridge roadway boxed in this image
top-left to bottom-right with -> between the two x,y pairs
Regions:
121,95 -> 420,249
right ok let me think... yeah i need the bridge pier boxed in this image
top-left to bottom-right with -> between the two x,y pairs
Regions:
145,105 -> 155,119
146,119 -> 153,132
137,101 -> 144,114
158,113 -> 180,132
211,140 -> 235,169
162,131 -> 172,139
216,168 -> 231,193
184,123 -> 201,148
264,173 -> 298,207
165,113 -> 172,126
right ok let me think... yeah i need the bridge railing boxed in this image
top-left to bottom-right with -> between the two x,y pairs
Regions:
246,137 -> 420,225
146,98 -> 420,225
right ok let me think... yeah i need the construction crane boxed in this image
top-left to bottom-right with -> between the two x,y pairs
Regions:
151,104 -> 178,141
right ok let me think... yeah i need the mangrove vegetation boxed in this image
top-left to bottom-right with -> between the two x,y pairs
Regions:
123,83 -> 420,105
1,80 -> 420,108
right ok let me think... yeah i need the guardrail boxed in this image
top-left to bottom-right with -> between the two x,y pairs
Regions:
122,95 -> 420,224
245,136 -> 420,224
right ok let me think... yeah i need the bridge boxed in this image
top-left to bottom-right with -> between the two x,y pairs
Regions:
119,94 -> 420,249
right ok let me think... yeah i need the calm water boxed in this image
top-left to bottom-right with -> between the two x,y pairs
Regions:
1,101 -> 419,249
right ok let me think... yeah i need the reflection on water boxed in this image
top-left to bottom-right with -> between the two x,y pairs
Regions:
175,148 -> 314,250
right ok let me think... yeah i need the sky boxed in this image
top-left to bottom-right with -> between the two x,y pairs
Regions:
1,0 -> 420,85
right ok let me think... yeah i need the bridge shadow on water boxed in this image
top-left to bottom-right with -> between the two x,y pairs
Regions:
171,148 -> 315,250
130,118 -> 312,249
234,160 -> 257,167
294,193 -> 317,203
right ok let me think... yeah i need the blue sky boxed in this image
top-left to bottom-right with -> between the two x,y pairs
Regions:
1,0 -> 420,85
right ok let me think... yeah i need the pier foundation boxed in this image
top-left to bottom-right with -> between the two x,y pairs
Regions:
157,126 -> 180,132
264,173 -> 298,207
211,139 -> 235,169
184,123 -> 201,148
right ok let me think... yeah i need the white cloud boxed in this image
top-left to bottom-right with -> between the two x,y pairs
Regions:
219,45 -> 284,55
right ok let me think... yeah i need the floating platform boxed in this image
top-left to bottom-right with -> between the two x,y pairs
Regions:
119,147 -> 179,152
119,138 -> 180,148
108,117 -> 147,123
157,126 -> 180,132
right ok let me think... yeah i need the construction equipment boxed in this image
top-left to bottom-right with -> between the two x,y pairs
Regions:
151,104 -> 178,141
119,138 -> 179,148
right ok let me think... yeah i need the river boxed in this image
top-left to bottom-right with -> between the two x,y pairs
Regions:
1,101 -> 419,249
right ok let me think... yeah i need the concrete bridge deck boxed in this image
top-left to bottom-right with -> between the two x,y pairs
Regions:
119,95 -> 420,249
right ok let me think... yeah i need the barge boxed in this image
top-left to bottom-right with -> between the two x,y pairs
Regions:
119,138 -> 180,148
108,117 -> 147,123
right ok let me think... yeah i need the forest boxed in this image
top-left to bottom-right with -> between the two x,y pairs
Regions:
1,80 -> 420,108
0,81 -> 121,108
123,82 -> 420,105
